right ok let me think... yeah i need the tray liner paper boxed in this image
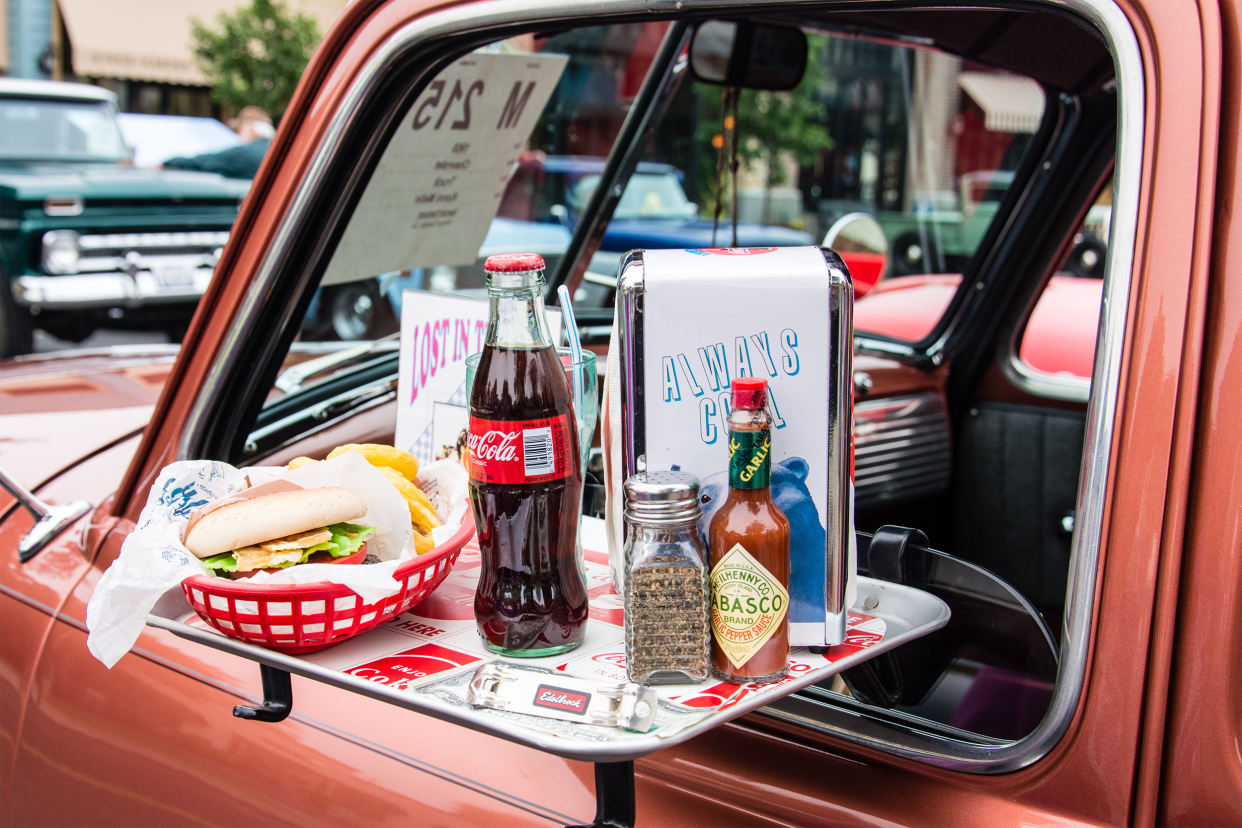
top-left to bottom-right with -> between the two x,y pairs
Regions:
176,521 -> 890,745
88,453 -> 467,668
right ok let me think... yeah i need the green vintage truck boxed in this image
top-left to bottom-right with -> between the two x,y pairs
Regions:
0,79 -> 250,358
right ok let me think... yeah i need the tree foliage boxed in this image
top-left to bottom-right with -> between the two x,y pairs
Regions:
191,0 -> 320,120
694,34 -> 833,219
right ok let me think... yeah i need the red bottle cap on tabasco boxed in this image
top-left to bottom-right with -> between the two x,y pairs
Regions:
484,252 -> 545,273
732,377 -> 768,410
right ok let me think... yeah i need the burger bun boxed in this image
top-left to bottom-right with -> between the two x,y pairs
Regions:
184,486 -> 368,559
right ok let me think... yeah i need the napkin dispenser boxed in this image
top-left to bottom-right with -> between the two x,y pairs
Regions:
604,246 -> 855,647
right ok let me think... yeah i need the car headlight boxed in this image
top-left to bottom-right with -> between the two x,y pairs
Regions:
42,230 -> 80,275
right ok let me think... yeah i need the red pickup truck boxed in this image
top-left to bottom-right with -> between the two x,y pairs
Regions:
1,0 -> 1238,825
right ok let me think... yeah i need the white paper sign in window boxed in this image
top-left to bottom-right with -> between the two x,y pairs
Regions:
323,52 -> 568,286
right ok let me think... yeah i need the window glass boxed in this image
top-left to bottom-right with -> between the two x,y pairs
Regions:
0,99 -> 129,161
1017,181 -> 1111,380
575,34 -> 1045,341
282,23 -> 669,353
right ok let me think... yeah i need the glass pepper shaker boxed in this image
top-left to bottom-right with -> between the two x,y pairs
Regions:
623,471 -> 710,685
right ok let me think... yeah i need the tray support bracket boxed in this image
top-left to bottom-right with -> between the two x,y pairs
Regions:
567,761 -> 635,828
234,664 -> 293,723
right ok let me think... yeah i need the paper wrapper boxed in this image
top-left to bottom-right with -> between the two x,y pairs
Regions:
86,452 -> 469,668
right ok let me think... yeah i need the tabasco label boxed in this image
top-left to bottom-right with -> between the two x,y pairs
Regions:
467,414 -> 573,484
710,543 -> 789,669
728,429 -> 772,489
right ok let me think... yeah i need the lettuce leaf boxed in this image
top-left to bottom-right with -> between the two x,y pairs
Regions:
202,524 -> 375,577
327,523 -> 375,558
201,552 -> 238,572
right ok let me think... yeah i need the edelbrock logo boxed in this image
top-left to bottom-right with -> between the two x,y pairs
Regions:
468,429 -> 520,462
532,684 -> 590,715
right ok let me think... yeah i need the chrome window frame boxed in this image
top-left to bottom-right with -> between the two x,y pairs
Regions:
180,0 -> 1143,775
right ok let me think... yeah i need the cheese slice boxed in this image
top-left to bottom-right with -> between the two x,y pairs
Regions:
233,546 -> 306,572
259,529 -> 332,552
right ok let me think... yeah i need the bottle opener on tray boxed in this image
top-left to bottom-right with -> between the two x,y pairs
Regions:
466,663 -> 658,732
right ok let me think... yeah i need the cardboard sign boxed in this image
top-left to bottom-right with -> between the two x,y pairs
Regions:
395,289 -> 561,465
322,51 -> 568,285
640,247 -> 851,647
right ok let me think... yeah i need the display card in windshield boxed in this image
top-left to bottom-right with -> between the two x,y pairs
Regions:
322,53 -> 567,285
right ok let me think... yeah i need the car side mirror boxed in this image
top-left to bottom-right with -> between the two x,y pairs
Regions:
689,21 -> 808,91
823,212 -> 889,298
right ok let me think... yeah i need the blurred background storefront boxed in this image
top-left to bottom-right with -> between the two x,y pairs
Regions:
2,0 -> 345,117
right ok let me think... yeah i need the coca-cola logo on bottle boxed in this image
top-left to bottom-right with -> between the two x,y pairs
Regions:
468,429 -> 520,462
467,414 -> 573,484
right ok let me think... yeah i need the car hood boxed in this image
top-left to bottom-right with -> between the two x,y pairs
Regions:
0,347 -> 174,488
0,161 -> 251,202
600,218 -> 815,250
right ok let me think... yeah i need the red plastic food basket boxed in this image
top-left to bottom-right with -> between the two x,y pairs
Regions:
181,518 -> 475,654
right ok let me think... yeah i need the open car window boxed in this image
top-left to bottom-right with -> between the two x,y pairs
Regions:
210,4 -> 1126,778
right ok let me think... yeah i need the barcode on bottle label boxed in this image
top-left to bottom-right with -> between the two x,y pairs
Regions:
523,426 -> 555,476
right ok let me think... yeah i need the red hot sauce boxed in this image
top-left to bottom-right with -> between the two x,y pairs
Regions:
708,377 -> 791,684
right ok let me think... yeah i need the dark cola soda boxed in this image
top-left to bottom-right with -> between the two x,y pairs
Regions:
468,253 -> 587,657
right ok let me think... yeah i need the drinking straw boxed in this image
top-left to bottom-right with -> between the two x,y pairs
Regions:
557,284 -> 586,419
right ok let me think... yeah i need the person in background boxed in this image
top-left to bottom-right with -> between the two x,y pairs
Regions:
163,106 -> 275,180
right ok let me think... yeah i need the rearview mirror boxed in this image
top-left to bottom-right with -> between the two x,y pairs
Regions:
689,21 -> 808,91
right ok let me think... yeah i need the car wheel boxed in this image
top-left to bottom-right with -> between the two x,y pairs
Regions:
0,275 -> 34,359
892,231 -> 939,276
327,280 -> 390,341
1066,234 -> 1108,278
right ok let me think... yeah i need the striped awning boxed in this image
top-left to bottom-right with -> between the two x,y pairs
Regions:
58,0 -> 345,85
0,0 -> 8,72
958,72 -> 1046,134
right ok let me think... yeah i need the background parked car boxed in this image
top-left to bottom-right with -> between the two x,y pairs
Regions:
0,79 -> 249,357
114,113 -> 243,169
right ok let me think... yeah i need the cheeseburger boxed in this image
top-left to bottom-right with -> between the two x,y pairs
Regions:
184,486 -> 375,579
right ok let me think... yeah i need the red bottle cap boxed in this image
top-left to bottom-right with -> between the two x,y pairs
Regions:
484,253 -> 546,273
732,377 -> 768,410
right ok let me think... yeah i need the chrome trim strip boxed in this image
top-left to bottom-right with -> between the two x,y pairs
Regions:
77,231 -> 231,250
853,392 -> 951,506
1002,345 -> 1093,403
821,248 -> 854,625
14,269 -> 211,309
178,0 -> 1143,776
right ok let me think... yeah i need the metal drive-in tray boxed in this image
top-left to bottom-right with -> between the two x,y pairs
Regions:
145,519 -> 949,765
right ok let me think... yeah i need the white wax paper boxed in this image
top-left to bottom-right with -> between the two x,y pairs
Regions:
86,452 -> 463,668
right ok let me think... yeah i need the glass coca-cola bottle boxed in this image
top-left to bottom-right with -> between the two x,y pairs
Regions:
468,253 -> 587,657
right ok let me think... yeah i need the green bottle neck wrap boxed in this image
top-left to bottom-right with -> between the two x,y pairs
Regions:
728,428 -> 772,489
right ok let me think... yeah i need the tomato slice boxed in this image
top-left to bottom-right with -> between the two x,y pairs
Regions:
229,543 -> 368,580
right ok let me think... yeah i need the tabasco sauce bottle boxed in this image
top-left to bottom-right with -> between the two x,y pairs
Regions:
708,377 -> 791,684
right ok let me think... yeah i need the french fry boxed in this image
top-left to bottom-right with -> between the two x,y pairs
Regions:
374,464 -> 435,514
412,529 -> 435,555
287,456 -> 319,470
376,466 -> 440,531
327,443 -> 420,482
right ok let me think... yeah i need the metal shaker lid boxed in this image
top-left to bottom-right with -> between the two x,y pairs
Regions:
623,471 -> 701,525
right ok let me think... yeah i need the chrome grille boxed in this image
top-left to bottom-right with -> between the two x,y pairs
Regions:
854,393 -> 951,506
73,231 -> 230,274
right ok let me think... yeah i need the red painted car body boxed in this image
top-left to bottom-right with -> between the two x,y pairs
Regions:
2,0 -> 1240,826
856,273 -> 1104,379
